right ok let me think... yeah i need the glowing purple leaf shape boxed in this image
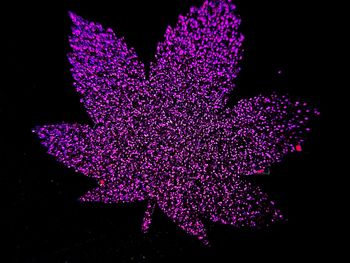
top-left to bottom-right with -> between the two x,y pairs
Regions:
33,0 -> 319,245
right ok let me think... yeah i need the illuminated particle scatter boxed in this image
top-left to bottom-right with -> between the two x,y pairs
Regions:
33,0 -> 319,245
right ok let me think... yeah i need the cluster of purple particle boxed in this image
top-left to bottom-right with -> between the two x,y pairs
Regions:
33,0 -> 319,245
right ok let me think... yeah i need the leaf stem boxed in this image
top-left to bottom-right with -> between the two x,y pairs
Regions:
141,200 -> 156,233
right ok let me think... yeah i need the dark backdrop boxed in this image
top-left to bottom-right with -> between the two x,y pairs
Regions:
4,0 -> 330,262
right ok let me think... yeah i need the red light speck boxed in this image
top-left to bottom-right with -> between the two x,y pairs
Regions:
295,144 -> 302,152
99,179 -> 105,185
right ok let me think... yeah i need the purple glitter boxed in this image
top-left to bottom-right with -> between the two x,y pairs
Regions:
33,0 -> 319,245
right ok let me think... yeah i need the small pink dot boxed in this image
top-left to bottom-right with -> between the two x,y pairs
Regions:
99,179 -> 105,185
295,144 -> 302,152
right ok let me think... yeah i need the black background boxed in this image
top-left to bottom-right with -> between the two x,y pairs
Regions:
4,0 -> 332,262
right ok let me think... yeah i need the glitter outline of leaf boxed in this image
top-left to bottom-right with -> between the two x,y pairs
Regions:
33,0 -> 319,245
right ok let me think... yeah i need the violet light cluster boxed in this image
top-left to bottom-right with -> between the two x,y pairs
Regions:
34,0 -> 319,245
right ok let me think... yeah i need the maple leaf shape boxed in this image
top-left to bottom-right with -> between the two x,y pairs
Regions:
33,0 -> 319,245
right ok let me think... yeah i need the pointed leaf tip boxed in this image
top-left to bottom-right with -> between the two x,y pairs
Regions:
68,11 -> 77,20
32,125 -> 46,138
32,126 -> 39,134
68,11 -> 86,25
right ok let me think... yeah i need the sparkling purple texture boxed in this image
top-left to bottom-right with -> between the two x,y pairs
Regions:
33,0 -> 319,245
